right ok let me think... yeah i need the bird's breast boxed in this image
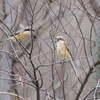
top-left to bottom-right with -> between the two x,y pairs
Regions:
56,41 -> 71,58
57,42 -> 66,57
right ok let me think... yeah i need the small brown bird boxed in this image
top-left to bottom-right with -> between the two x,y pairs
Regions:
9,26 -> 35,42
55,36 -> 71,58
55,36 -> 81,83
0,26 -> 35,43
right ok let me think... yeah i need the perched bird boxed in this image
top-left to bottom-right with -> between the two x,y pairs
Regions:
55,36 -> 71,58
55,36 -> 81,83
9,26 -> 35,42
0,26 -> 36,43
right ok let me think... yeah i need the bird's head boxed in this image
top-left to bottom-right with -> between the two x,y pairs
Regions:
55,36 -> 65,43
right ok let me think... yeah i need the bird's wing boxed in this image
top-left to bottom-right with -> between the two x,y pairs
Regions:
64,41 -> 73,59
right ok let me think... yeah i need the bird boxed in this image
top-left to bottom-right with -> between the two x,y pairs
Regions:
55,36 -> 71,58
55,36 -> 81,83
0,26 -> 36,43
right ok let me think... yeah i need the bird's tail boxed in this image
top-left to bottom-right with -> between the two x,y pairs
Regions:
70,58 -> 82,84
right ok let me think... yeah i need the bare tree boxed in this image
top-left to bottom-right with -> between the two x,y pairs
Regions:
0,0 -> 100,100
